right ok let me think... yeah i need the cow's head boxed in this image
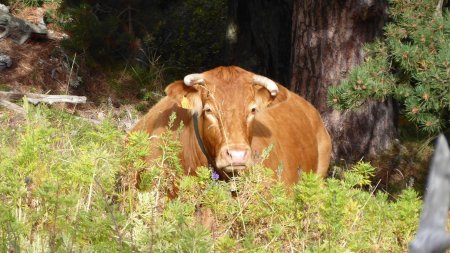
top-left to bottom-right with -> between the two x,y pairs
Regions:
165,66 -> 286,175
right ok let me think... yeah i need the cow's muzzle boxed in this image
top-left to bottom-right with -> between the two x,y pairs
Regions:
216,145 -> 252,172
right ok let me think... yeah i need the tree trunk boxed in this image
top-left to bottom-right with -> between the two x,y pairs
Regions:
226,0 -> 292,85
290,0 -> 396,163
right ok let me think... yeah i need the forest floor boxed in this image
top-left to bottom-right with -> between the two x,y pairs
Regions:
1,38 -> 142,131
0,4 -> 145,131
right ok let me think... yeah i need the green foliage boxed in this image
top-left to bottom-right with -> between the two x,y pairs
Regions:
343,161 -> 376,187
0,103 -> 123,252
0,106 -> 422,252
59,3 -> 134,63
153,0 -> 228,76
329,0 -> 450,134
53,0 -> 227,97
58,0 -> 228,78
129,52 -> 166,103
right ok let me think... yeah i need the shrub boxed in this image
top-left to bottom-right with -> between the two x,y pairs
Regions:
0,104 -> 422,252
59,0 -> 228,76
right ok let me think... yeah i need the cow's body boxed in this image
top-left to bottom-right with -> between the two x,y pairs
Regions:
132,66 -> 331,184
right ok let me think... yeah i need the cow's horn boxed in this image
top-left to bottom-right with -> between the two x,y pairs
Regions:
253,75 -> 279,96
184,74 -> 205,86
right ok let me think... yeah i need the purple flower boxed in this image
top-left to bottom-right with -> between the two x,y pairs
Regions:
211,171 -> 220,180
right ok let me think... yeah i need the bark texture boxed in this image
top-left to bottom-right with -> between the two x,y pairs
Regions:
226,0 -> 292,85
290,0 -> 396,162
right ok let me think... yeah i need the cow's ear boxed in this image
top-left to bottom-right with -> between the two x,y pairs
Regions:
255,86 -> 275,109
255,83 -> 288,109
165,80 -> 202,113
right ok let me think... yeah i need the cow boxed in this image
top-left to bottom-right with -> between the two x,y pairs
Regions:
131,66 -> 331,185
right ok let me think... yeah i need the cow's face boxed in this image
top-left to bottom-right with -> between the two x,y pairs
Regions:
165,66 -> 282,174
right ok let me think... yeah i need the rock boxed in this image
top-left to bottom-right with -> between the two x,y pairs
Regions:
0,4 -> 9,13
0,4 -> 48,44
0,23 -> 7,39
0,53 -> 12,71
5,16 -> 33,44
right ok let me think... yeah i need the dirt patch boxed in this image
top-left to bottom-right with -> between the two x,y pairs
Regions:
1,3 -> 71,94
0,4 -> 151,129
0,39 -> 69,93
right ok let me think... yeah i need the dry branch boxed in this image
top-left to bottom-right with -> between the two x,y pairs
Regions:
0,91 -> 87,105
0,99 -> 25,115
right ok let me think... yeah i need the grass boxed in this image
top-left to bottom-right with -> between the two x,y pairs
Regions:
0,103 -> 422,252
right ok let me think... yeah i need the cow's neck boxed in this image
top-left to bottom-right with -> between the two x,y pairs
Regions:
192,112 -> 217,168
180,116 -> 210,175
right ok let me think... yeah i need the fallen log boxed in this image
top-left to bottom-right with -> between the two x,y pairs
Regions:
0,99 -> 25,115
0,94 -> 133,131
0,91 -> 87,105
0,98 -> 102,126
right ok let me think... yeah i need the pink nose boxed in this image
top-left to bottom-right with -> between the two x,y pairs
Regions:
225,149 -> 249,164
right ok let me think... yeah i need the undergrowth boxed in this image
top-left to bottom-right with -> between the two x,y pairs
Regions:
0,104 -> 422,252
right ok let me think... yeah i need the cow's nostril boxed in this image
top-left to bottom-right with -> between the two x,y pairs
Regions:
226,149 -> 248,163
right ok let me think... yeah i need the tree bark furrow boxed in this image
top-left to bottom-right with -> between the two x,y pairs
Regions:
290,0 -> 395,162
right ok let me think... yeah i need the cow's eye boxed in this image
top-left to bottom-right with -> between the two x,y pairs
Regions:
203,107 -> 213,114
251,107 -> 257,114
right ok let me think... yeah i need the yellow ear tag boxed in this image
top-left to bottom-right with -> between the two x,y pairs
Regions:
181,96 -> 193,110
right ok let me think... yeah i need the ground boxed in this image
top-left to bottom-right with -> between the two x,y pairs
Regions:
0,4 -> 144,130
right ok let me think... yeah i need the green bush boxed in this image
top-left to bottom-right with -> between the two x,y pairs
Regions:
153,0 -> 228,76
59,2 -> 134,64
0,104 -> 422,252
328,0 -> 449,134
59,0 -> 227,76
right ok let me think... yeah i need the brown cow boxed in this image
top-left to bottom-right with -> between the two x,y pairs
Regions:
132,66 -> 331,184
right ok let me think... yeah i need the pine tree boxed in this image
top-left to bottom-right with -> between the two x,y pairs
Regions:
328,0 -> 450,134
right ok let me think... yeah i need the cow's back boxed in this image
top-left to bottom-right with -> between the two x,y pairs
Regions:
252,86 -> 331,184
